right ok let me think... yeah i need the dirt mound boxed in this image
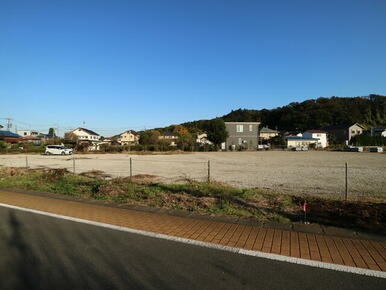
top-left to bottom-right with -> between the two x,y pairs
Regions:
80,170 -> 111,178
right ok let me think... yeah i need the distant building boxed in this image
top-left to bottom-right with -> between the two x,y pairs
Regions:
159,132 -> 179,146
303,130 -> 328,148
223,122 -> 260,150
285,136 -> 319,149
117,130 -> 139,145
65,128 -> 101,141
65,128 -> 102,151
196,133 -> 212,145
370,128 -> 386,137
0,130 -> 21,143
321,123 -> 365,144
259,127 -> 278,140
17,130 -> 41,137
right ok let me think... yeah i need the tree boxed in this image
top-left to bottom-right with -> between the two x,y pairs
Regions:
139,130 -> 160,145
204,118 -> 228,147
48,128 -> 56,137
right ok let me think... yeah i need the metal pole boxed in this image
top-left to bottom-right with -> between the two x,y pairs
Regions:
25,156 -> 28,169
130,157 -> 132,179
207,160 -> 210,183
73,155 -> 75,174
345,162 -> 348,200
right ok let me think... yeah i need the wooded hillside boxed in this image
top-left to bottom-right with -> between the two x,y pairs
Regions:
183,94 -> 386,132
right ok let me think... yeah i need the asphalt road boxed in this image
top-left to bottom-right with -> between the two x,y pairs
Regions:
0,207 -> 384,290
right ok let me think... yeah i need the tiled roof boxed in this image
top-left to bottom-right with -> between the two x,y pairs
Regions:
286,136 -> 319,140
0,130 -> 20,138
260,127 -> 278,133
305,130 -> 327,133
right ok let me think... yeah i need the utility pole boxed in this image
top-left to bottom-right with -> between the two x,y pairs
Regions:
1,118 -> 13,131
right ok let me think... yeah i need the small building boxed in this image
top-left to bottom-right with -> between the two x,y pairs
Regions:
17,130 -> 41,137
65,128 -> 101,141
0,130 -> 21,143
117,130 -> 139,145
371,128 -> 386,137
259,127 -> 278,140
159,132 -> 179,146
196,133 -> 212,145
223,122 -> 260,150
286,136 -> 319,149
321,123 -> 365,144
303,130 -> 328,148
64,128 -> 101,151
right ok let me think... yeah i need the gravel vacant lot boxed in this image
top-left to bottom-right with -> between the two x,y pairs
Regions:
1,151 -> 385,198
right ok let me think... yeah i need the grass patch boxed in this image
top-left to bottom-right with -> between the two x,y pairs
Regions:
0,167 -> 384,233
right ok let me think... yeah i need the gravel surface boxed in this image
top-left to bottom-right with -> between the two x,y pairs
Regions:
1,151 -> 385,198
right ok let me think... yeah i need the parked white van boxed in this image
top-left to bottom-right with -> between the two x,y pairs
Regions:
45,145 -> 73,155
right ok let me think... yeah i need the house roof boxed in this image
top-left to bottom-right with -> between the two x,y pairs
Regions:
286,136 -> 319,141
162,131 -> 179,136
71,128 -> 100,136
373,128 -> 386,132
225,122 -> 260,124
320,123 -> 365,130
305,130 -> 327,134
260,127 -> 278,133
119,130 -> 138,136
0,130 -> 20,138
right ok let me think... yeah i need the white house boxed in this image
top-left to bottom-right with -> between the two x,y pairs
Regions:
196,133 -> 212,145
303,130 -> 328,148
65,128 -> 101,141
17,130 -> 40,137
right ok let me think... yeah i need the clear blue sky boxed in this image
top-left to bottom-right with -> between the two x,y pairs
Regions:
1,0 -> 385,136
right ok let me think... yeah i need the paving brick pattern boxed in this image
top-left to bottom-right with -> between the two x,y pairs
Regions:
0,190 -> 385,272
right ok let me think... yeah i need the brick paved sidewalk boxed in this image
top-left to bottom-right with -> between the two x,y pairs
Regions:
0,189 -> 385,272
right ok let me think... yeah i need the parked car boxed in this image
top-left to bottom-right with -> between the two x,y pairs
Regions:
292,146 -> 308,151
45,145 -> 73,155
369,147 -> 383,153
257,144 -> 270,151
344,146 -> 363,152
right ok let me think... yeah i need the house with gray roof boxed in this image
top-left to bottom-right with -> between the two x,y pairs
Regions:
320,123 -> 365,144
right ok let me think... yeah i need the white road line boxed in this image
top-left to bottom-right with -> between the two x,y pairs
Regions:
0,202 -> 385,279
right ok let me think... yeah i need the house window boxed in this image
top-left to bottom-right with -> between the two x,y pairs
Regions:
317,134 -> 321,137
351,130 -> 355,134
236,125 -> 244,132
249,125 -> 253,132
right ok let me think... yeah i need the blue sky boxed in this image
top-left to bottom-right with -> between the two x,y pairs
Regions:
1,0 -> 386,136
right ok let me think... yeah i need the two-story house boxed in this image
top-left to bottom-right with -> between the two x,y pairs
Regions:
158,132 -> 179,146
259,127 -> 278,140
302,130 -> 328,148
321,123 -> 365,144
223,122 -> 260,150
65,128 -> 101,141
117,130 -> 139,145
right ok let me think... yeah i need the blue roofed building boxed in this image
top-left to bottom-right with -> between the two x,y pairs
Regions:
0,130 -> 21,143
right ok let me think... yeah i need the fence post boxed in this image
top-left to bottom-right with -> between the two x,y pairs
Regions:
73,155 -> 75,174
130,157 -> 132,179
345,162 -> 348,200
25,156 -> 28,169
207,160 -> 210,183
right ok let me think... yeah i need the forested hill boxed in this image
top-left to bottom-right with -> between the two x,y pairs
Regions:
183,94 -> 386,132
